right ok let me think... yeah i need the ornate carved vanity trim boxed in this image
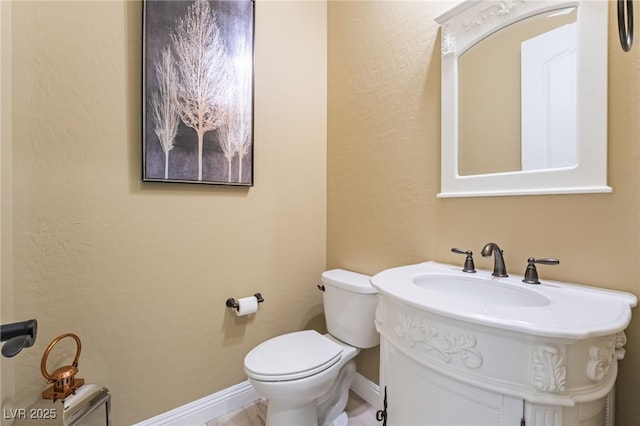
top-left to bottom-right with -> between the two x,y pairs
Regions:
531,344 -> 566,393
375,295 -> 628,407
394,310 -> 484,369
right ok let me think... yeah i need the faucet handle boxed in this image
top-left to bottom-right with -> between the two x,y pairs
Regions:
451,248 -> 476,273
523,257 -> 559,284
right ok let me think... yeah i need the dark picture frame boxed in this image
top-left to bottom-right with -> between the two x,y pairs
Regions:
143,0 -> 254,186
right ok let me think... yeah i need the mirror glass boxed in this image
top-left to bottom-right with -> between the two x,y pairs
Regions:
458,8 -> 576,176
436,0 -> 610,197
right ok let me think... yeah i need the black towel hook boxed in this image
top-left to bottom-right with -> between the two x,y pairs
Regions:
618,0 -> 634,52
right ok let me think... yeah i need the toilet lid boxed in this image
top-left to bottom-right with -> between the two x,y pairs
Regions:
244,330 -> 342,382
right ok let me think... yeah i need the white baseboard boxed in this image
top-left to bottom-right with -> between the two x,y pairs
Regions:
132,380 -> 260,426
133,372 -> 379,426
350,372 -> 380,409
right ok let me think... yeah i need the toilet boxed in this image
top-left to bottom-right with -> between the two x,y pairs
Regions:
243,269 -> 379,426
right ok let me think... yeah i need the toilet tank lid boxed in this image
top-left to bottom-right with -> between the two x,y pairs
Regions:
321,269 -> 377,294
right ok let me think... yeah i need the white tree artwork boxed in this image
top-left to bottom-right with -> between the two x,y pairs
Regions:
143,0 -> 254,186
150,46 -> 179,179
218,37 -> 253,183
171,0 -> 226,182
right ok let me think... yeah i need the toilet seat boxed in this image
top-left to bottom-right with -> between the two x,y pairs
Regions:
244,330 -> 342,382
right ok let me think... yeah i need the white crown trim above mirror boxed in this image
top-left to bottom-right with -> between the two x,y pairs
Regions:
436,0 -> 611,198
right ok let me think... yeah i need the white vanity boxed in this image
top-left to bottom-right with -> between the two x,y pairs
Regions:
371,262 -> 637,425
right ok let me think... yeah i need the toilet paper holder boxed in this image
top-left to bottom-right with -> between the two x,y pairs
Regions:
226,293 -> 264,311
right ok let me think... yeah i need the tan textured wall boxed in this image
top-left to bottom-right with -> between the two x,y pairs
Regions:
327,1 -> 640,424
1,0 -> 15,417
4,1 -> 326,424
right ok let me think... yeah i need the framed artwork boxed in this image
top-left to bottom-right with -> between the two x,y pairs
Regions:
143,0 -> 254,186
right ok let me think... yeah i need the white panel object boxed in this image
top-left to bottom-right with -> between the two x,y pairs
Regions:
521,22 -> 577,171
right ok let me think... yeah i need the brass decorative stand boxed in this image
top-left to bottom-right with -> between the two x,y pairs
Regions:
41,333 -> 84,402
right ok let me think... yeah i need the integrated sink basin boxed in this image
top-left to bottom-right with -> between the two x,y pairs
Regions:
413,275 -> 550,307
371,261 -> 637,339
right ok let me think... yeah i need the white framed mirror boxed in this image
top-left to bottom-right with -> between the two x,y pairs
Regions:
436,0 -> 611,198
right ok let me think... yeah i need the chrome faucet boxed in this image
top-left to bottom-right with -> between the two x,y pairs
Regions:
481,242 -> 508,277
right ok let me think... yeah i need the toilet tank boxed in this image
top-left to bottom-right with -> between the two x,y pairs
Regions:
321,269 -> 379,349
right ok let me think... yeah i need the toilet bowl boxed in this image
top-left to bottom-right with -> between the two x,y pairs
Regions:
243,269 -> 379,426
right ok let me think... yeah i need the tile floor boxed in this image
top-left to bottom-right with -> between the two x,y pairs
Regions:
206,391 -> 377,426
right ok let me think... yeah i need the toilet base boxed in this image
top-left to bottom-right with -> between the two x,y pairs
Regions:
263,401 -> 350,426
265,400 -> 318,426
328,411 -> 348,426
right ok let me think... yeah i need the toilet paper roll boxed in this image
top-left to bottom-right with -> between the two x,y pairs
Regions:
235,296 -> 259,316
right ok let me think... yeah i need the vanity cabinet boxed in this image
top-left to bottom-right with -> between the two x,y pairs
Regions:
376,295 -> 621,426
